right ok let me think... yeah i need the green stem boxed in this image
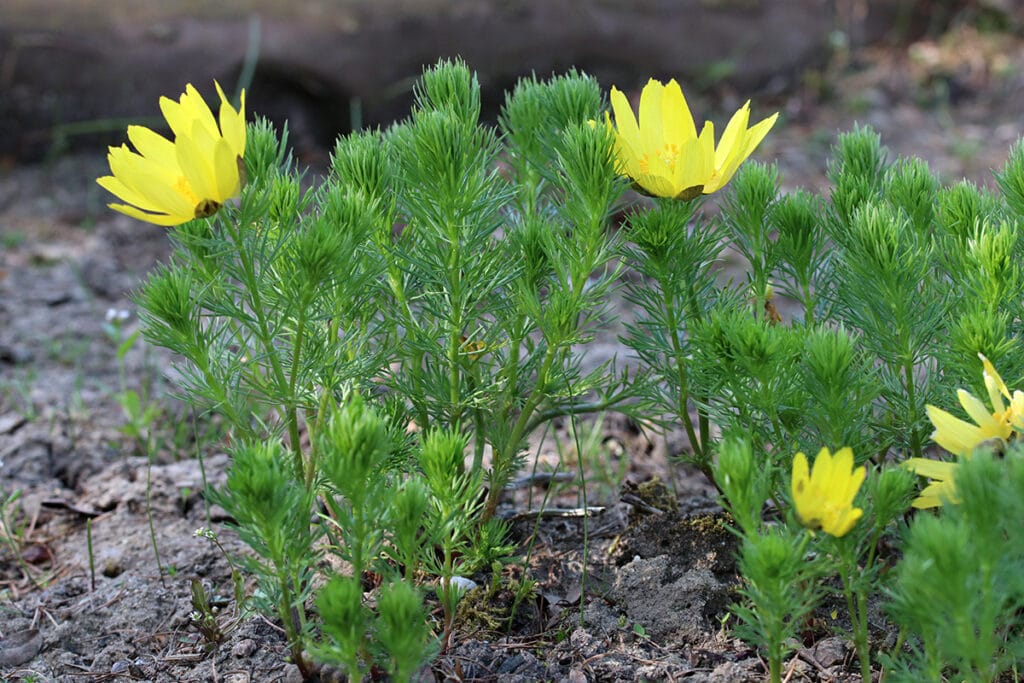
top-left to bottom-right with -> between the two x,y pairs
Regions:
482,344 -> 558,519
801,279 -> 815,326
289,297 -> 315,488
469,364 -> 487,473
384,261 -> 431,431
523,392 -> 634,435
224,218 -> 303,475
662,286 -> 702,463
446,218 -> 465,431
144,441 -> 166,586
277,570 -> 311,678
902,356 -> 922,459
840,547 -> 872,683
440,544 -> 456,653
682,278 -> 711,455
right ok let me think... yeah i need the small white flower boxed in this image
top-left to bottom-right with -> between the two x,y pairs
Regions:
105,308 -> 131,323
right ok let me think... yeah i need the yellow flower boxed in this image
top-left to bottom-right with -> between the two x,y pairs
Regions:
903,458 -> 959,508
924,354 -> 1024,457
97,82 -> 246,226
907,354 -> 1024,508
605,78 -> 778,200
791,447 -> 866,537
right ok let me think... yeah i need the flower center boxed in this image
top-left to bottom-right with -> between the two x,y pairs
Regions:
638,143 -> 681,174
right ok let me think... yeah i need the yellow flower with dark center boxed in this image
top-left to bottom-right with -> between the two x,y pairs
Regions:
791,447 -> 865,537
97,82 -> 246,226
923,354 -> 1024,458
906,354 -> 1024,507
605,78 -> 778,200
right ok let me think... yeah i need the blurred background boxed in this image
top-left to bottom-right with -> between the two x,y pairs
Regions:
1,0 -> 1022,175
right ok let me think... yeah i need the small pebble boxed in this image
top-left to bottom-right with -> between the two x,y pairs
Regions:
282,663 -> 304,683
567,668 -> 588,683
450,576 -> 478,593
811,635 -> 848,666
102,558 -> 123,578
231,638 -> 256,658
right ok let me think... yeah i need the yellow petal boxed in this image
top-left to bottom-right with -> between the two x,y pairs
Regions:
210,138 -> 241,201
216,81 -> 247,159
809,446 -> 835,493
612,133 -> 644,179
638,79 -> 665,160
956,390 -> 1000,433
926,403 -> 986,456
107,202 -> 190,226
107,146 -> 195,218
714,101 -> 751,170
126,125 -> 177,166
791,451 -> 810,506
610,87 -> 641,151
1010,391 -> 1024,429
97,174 -> 167,215
904,457 -> 956,480
835,448 -> 865,505
161,84 -> 216,142
180,83 -> 220,140
980,354 -> 1010,408
633,172 -> 679,198
824,507 -> 862,537
739,111 -> 779,159
176,132 -> 218,204
661,79 -> 697,147
674,122 -> 715,192
912,477 -> 959,508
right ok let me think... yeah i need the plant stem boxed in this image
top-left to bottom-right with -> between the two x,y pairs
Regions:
223,219 -> 303,475
768,654 -> 782,683
840,545 -> 872,683
482,344 -> 558,519
902,356 -> 922,459
662,286 -> 702,462
446,218 -> 465,432
287,296 -> 313,488
801,280 -> 815,326
277,571 -> 311,678
144,440 -> 166,587
523,393 -> 633,435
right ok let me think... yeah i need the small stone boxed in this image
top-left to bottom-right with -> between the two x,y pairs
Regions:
0,413 -> 26,435
811,635 -> 848,666
282,663 -> 304,683
450,575 -> 479,593
496,653 -> 525,673
318,665 -> 346,683
110,660 -> 130,674
567,668 -> 587,683
231,638 -> 256,658
0,629 -> 43,667
708,659 -> 762,683
102,557 -> 123,578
